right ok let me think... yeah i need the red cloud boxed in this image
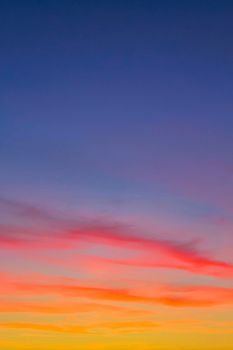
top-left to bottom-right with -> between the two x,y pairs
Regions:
65,224 -> 233,278
1,220 -> 232,279
0,196 -> 232,279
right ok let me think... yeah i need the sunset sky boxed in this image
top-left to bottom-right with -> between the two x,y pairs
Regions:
0,1 -> 233,349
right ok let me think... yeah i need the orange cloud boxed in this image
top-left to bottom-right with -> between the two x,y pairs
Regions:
0,320 -> 160,335
0,297 -> 151,316
0,322 -> 89,334
1,319 -> 232,335
1,271 -> 232,308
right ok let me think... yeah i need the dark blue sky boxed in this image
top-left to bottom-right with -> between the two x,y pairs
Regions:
1,0 -> 233,222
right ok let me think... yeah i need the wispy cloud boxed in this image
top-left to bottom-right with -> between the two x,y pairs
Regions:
63,223 -> 233,278
0,322 -> 90,334
0,196 -> 57,223
0,298 -> 149,316
0,319 -> 232,335
0,200 -> 232,278
1,271 -> 232,308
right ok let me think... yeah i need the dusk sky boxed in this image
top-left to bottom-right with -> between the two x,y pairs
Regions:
0,1 -> 233,349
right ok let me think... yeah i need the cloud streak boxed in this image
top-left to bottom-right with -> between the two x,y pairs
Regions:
1,271 -> 232,308
0,209 -> 232,279
0,196 -> 57,224
64,224 -> 233,278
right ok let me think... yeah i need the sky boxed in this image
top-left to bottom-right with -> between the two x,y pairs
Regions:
0,1 -> 233,349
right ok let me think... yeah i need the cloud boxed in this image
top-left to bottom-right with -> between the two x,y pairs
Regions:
0,319 -> 232,335
0,298 -> 149,316
0,322 -> 90,334
0,223 -> 232,279
64,223 -> 233,278
0,196 -> 232,279
0,224 -> 72,250
0,320 -> 159,335
0,196 -> 57,224
1,271 -> 232,308
84,254 -> 233,279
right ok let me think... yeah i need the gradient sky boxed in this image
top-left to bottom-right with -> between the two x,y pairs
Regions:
0,1 -> 233,349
